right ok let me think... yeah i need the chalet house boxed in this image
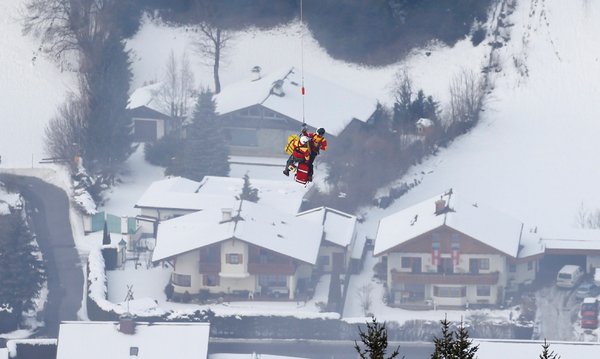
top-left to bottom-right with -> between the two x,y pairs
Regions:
374,190 -> 543,308
56,320 -> 210,359
214,67 -> 378,157
127,83 -> 182,142
152,200 -> 322,300
297,206 -> 358,274
134,176 -> 307,237
416,117 -> 435,136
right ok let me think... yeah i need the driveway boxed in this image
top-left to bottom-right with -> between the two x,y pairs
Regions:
534,285 -> 579,340
0,174 -> 83,338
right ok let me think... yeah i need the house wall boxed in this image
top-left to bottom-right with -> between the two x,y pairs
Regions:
586,256 -> 600,273
383,226 -> 514,307
171,239 -> 309,300
220,238 -> 249,277
507,259 -> 538,291
317,244 -> 346,273
221,105 -> 315,157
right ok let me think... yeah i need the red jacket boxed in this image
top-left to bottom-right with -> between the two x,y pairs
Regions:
302,130 -> 328,153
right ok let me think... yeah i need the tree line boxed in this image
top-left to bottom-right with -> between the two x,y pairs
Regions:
356,316 -> 561,359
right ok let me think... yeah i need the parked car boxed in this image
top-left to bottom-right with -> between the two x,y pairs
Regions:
581,297 -> 599,329
575,282 -> 600,300
581,297 -> 598,316
556,265 -> 584,288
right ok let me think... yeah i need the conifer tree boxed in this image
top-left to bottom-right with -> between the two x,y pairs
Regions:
354,316 -> 402,359
452,320 -> 478,359
82,32 -> 135,174
431,316 -> 455,359
539,339 -> 560,359
240,173 -> 259,202
167,89 -> 229,180
0,213 -> 46,324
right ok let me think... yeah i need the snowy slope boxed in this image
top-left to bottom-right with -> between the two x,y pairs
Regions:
361,0 -> 600,236
0,1 -> 76,168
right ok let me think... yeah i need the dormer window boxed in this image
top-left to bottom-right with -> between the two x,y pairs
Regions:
130,347 -> 139,356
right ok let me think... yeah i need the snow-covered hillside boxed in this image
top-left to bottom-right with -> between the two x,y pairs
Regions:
361,0 -> 600,236
0,1 -> 76,168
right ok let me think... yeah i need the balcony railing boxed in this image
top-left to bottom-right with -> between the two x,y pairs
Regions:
248,262 -> 295,275
391,270 -> 500,285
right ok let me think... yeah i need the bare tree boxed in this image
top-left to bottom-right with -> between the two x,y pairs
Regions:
22,0 -> 120,64
44,94 -> 87,168
576,203 -> 600,229
158,50 -> 195,120
448,69 -> 486,127
194,22 -> 233,94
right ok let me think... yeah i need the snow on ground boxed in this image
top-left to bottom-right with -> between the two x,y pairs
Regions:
100,145 -> 166,216
126,14 -> 489,109
0,1 -> 76,168
359,0 -> 600,238
105,258 -> 335,319
210,355 -> 307,359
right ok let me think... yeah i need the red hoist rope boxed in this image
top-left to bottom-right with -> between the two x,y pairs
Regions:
300,0 -> 306,126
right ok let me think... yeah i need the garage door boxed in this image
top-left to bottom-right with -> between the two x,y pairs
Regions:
134,120 -> 157,142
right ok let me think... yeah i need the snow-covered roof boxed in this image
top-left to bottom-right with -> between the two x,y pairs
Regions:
474,339 -> 600,359
374,191 -> 524,258
196,176 -> 307,214
214,67 -> 377,136
0,348 -> 7,359
136,176 -> 306,215
540,228 -> 600,251
153,200 -> 322,264
127,82 -> 168,115
516,228 -> 545,259
135,177 -> 236,211
56,321 -> 210,359
297,206 -> 357,248
416,118 -> 434,127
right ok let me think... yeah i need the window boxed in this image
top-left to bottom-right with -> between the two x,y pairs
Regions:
318,255 -> 330,266
226,253 -> 243,264
171,273 -> 191,287
469,258 -> 490,274
476,285 -> 491,296
130,347 -> 139,356
528,261 -> 534,271
203,274 -> 219,287
401,257 -> 422,273
258,274 -> 287,287
433,286 -> 466,298
509,264 -> 516,273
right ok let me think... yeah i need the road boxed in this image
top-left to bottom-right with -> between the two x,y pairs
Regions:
0,174 -> 84,338
208,339 -> 433,359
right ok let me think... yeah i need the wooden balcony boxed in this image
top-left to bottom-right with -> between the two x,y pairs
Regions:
198,262 -> 220,273
248,262 -> 296,275
391,270 -> 499,285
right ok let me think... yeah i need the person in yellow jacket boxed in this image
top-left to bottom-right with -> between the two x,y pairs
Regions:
302,127 -> 327,181
283,135 -> 311,176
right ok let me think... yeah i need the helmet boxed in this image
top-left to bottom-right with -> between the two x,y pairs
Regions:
316,127 -> 325,136
299,136 -> 309,145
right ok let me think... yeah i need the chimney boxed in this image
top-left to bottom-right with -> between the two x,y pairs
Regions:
435,198 -> 446,215
118,315 -> 136,335
221,208 -> 233,222
271,80 -> 285,97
